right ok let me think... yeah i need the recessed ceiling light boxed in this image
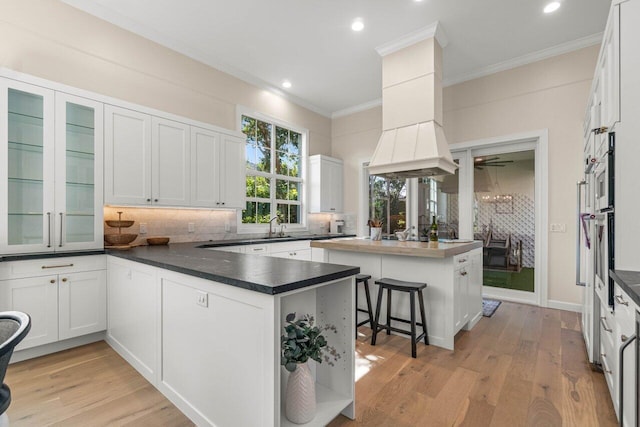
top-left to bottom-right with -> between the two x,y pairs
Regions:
282,80 -> 292,89
543,2 -> 561,14
351,18 -> 364,32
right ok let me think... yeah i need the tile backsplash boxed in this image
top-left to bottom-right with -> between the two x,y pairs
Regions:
103,207 -> 356,246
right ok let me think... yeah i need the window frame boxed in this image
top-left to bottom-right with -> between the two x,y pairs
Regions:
236,107 -> 308,234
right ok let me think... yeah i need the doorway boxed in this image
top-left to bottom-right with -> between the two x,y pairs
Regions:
473,150 -> 535,294
450,131 -> 548,307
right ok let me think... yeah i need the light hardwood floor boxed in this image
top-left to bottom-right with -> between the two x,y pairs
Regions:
5,302 -> 616,426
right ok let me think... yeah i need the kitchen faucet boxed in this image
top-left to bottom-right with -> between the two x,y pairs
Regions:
268,216 -> 279,238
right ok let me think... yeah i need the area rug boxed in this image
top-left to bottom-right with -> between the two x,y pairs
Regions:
482,299 -> 502,317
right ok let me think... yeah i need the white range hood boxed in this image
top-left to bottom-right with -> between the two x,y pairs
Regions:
368,23 -> 457,178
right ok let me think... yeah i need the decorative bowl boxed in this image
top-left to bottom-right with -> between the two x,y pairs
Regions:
147,237 -> 170,246
104,233 -> 137,245
105,220 -> 135,228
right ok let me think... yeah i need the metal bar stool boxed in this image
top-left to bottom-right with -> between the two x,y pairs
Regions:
371,278 -> 429,358
355,274 -> 374,335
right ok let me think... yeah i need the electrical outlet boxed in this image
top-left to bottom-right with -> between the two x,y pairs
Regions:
196,291 -> 208,307
550,223 -> 566,233
139,223 -> 147,234
224,221 -> 231,232
188,222 -> 195,233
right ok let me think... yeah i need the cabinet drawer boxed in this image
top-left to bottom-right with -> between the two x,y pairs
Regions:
267,240 -> 310,253
244,244 -> 269,255
600,299 -> 617,355
600,340 -> 617,403
614,284 -> 637,328
0,255 -> 107,280
453,253 -> 470,268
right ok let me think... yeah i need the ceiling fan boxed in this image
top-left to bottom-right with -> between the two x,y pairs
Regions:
473,156 -> 514,170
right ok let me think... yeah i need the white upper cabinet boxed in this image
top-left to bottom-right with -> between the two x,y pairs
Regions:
104,105 -> 152,205
106,109 -> 191,207
106,107 -> 244,209
55,93 -> 104,251
191,127 -> 245,209
599,6 -> 620,132
308,154 -> 343,213
0,79 -> 103,254
152,117 -> 190,206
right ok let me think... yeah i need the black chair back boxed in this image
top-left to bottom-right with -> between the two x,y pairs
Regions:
0,311 -> 31,416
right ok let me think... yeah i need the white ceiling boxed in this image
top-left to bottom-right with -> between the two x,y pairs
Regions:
61,0 -> 610,117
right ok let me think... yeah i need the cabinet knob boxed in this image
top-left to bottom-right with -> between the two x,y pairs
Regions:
61,278 -> 68,282
621,334 -> 630,342
221,202 -> 225,205
154,199 -> 159,203
146,198 -> 151,202
50,279 -> 56,284
216,202 -> 220,205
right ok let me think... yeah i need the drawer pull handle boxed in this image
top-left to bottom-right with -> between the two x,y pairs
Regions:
61,278 -> 68,282
42,263 -> 74,269
50,279 -> 56,284
604,369 -> 612,374
615,295 -> 628,306
458,258 -> 467,263
600,317 -> 612,333
460,271 -> 468,276
621,334 -> 630,342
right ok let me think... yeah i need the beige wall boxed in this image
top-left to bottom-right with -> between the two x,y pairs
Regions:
332,45 -> 600,306
0,0 -> 331,155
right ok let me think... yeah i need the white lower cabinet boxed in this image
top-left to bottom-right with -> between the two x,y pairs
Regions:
0,255 -> 107,351
613,285 -> 637,427
1,275 -> 59,349
453,264 -> 470,333
58,270 -> 107,340
161,274 -> 271,427
106,257 -> 158,383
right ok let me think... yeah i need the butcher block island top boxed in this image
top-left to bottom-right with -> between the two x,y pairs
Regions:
310,237 -> 482,258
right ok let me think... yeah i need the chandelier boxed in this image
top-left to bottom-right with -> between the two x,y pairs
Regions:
481,194 -> 513,204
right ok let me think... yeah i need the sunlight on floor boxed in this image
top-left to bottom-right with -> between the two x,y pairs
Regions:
354,344 -> 384,381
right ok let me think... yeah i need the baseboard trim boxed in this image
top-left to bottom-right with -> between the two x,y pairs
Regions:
11,331 -> 106,363
547,300 -> 582,313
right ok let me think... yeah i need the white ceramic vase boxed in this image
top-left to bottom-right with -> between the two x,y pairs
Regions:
285,362 -> 316,424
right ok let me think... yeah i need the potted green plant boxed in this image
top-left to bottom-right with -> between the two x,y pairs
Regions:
281,312 -> 340,424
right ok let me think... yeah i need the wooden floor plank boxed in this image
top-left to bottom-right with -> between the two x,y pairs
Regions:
5,302 -> 617,427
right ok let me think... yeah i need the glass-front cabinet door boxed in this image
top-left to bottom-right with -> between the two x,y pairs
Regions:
0,79 -> 103,254
54,93 -> 103,251
0,79 -> 55,254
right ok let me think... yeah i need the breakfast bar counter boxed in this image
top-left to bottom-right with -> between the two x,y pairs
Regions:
311,238 -> 483,351
310,237 -> 482,258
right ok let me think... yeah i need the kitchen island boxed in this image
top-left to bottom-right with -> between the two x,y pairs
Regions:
311,238 -> 483,350
106,243 -> 359,427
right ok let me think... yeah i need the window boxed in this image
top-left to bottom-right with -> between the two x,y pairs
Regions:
240,114 -> 304,226
368,174 -> 407,236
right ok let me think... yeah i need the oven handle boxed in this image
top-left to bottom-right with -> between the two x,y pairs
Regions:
619,333 -> 636,427
576,180 -> 587,286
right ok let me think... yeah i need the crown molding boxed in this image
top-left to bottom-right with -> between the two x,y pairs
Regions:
443,32 -> 603,87
331,99 -> 382,119
375,21 -> 448,57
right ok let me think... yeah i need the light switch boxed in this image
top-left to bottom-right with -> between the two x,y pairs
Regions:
188,222 -> 195,233
139,223 -> 147,234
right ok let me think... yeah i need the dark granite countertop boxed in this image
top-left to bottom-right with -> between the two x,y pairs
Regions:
107,241 -> 359,295
197,233 -> 355,248
0,249 -> 105,262
610,270 -> 640,308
